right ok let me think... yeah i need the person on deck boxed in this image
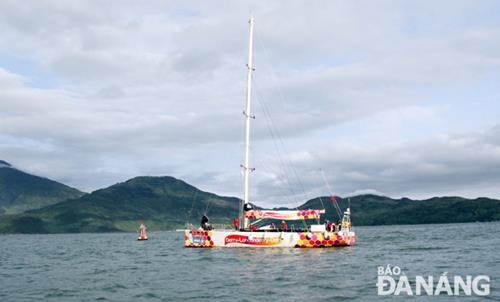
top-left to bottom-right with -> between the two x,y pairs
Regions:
201,215 -> 210,230
233,218 -> 240,230
327,220 -> 333,232
250,224 -> 257,231
280,220 -> 287,232
336,219 -> 341,232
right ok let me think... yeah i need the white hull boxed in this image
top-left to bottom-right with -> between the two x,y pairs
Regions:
185,229 -> 356,248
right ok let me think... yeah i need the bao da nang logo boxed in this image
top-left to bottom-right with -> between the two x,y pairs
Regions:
377,265 -> 490,296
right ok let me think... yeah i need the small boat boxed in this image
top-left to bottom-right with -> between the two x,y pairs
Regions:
184,18 -> 356,248
138,222 -> 148,241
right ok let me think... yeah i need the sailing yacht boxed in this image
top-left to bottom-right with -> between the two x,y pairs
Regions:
184,18 -> 356,248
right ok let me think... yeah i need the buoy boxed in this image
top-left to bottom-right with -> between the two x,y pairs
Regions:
138,221 -> 148,241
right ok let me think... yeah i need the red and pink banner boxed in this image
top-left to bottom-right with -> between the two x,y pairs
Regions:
244,209 -> 325,220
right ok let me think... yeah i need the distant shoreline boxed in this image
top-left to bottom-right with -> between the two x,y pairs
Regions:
1,220 -> 498,235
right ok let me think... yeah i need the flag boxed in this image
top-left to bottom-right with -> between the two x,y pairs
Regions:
330,196 -> 336,202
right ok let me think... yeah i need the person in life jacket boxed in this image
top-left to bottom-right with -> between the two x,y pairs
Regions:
280,220 -> 287,232
249,224 -> 257,232
233,217 -> 240,230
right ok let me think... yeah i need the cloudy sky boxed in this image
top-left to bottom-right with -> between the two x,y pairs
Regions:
1,1 -> 500,207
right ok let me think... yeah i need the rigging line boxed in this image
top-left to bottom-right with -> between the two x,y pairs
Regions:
253,76 -> 308,230
251,116 -> 300,207
241,134 -> 289,208
317,195 -> 326,215
252,76 -> 299,190
320,169 -> 343,218
253,95 -> 310,224
255,34 -> 317,209
253,94 -> 308,216
252,81 -> 302,206
318,195 -> 326,209
255,35 -> 328,230
320,195 -> 341,220
255,32 -> 289,110
253,75 -> 310,205
251,44 -> 310,202
250,135 -> 303,212
253,80 -> 308,229
204,197 -> 213,215
250,152 -> 299,207
245,128 -> 296,207
186,189 -> 199,226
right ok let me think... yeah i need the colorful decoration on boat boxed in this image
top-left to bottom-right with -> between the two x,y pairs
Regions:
224,234 -> 281,246
185,230 -> 214,247
244,209 -> 325,220
294,231 -> 355,248
184,229 -> 356,248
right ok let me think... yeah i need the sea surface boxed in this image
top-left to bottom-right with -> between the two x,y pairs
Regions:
0,222 -> 499,301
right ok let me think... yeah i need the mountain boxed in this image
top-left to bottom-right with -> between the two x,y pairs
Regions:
300,194 -> 500,225
0,173 -> 499,234
0,161 -> 85,215
0,176 -> 239,233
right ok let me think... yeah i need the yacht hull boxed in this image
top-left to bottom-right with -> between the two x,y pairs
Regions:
184,229 -> 356,248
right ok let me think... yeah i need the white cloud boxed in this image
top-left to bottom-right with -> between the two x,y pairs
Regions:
0,1 -> 500,205
255,125 -> 500,205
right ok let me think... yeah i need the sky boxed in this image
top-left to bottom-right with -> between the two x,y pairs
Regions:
1,1 -> 500,207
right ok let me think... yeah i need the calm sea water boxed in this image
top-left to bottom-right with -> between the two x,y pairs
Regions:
0,222 -> 498,301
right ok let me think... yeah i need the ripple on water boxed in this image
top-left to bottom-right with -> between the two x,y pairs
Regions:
44,288 -> 78,298
133,292 -> 159,299
0,224 -> 498,301
398,246 -> 450,251
102,283 -> 128,293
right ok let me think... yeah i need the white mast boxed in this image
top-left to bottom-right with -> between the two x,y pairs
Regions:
241,17 -> 255,229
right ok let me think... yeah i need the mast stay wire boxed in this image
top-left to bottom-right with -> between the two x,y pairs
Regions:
245,30 -> 326,229
252,82 -> 309,229
255,32 -> 332,216
251,81 -> 308,227
242,33 -> 299,209
320,169 -> 343,219
252,83 -> 302,206
186,189 -> 199,227
253,36 -> 318,204
249,148 -> 301,207
252,76 -> 311,203
204,196 -> 212,215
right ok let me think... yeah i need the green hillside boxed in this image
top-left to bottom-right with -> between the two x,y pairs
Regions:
301,195 -> 500,225
0,161 -> 84,214
0,170 -> 499,234
0,176 -> 239,233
